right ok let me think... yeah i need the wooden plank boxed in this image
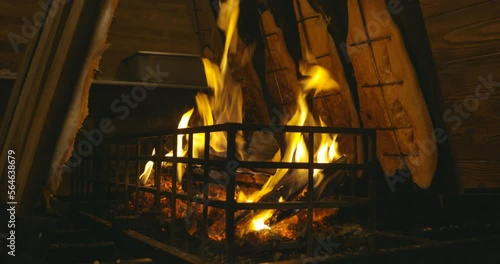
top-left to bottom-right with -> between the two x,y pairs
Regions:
437,52 -> 500,101
459,160 -> 500,189
98,0 -> 200,79
424,0 -> 500,64
45,0 -> 119,206
0,0 -> 201,78
444,96 -> 500,161
0,0 -> 66,154
4,0 -> 86,214
0,0 -> 42,72
0,0 -> 40,18
0,78 -> 15,122
419,0 -> 489,18
0,53 -> 26,72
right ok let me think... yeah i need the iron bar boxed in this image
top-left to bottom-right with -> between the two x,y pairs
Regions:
100,123 -> 376,141
155,137 -> 162,209
135,139 -> 140,212
125,140 -> 130,212
170,133 -> 178,243
186,132 -> 194,250
307,133 -> 315,256
225,127 -> 237,263
115,143 -> 121,207
201,131 -> 210,260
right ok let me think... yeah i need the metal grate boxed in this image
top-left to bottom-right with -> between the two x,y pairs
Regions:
72,123 -> 378,262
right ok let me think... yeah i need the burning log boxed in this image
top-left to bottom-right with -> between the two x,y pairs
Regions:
191,167 -> 271,188
234,156 -> 347,228
346,0 -> 437,188
257,155 -> 347,203
264,156 -> 347,224
293,0 -> 364,169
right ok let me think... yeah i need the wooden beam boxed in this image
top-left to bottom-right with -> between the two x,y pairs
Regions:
47,0 -> 119,205
459,160 -> 500,188
424,0 -> 500,64
437,53 -> 500,102
0,0 -> 119,219
419,0 -> 490,18
0,0 -> 72,210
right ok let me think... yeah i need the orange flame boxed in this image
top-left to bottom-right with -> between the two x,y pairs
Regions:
184,0 -> 244,162
241,64 -> 342,234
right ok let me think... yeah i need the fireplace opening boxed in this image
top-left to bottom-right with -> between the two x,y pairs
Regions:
1,0 -> 500,263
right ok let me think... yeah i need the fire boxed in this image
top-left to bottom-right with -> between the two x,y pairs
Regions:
181,0 -> 244,162
137,0 -> 346,241
249,210 -> 273,231
139,0 -> 244,183
301,64 -> 339,96
175,108 -> 195,180
138,148 -> 155,185
139,108 -> 194,184
240,63 -> 342,234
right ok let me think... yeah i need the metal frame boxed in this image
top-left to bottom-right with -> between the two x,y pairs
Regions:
73,123 -> 377,262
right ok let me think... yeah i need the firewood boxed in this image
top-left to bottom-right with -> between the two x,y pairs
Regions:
259,156 -> 347,203
266,156 -> 346,224
346,0 -> 437,188
234,156 -> 347,226
47,0 -> 118,202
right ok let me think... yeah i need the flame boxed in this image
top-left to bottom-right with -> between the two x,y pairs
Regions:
249,210 -> 273,231
242,64 -> 342,234
138,148 -> 156,185
139,109 -> 194,184
175,109 -> 195,180
138,0 -> 345,239
300,64 -> 339,96
138,0 -> 244,183
180,0 -> 244,162
217,0 -> 240,74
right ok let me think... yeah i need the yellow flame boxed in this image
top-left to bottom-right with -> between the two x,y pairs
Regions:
191,0 -> 244,160
237,191 -> 248,203
139,109 -> 194,183
140,0 -> 244,184
217,0 -> 240,75
138,148 -> 155,184
249,210 -> 273,232
175,109 -> 194,180
300,64 -> 339,96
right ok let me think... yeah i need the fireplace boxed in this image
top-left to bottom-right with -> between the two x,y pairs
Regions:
1,0 -> 500,263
